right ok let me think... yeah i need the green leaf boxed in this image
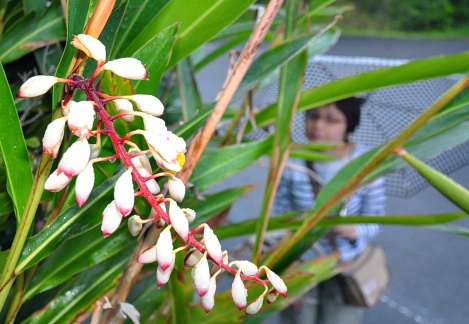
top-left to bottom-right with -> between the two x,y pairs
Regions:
177,57 -> 202,121
0,4 -> 65,63
23,0 -> 48,14
0,192 -> 13,218
24,225 -> 134,300
133,24 -> 179,95
0,64 -> 33,222
186,186 -> 253,225
191,138 -> 272,192
289,149 -> 335,161
253,52 -> 469,130
234,30 -> 339,100
28,249 -> 131,324
111,0 -> 170,58
169,258 -> 190,324
16,174 -> 119,273
426,223 -> 469,237
123,0 -> 255,67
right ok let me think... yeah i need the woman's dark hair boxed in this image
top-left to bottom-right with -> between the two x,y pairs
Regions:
335,97 -> 364,133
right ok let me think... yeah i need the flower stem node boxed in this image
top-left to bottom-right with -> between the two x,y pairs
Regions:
75,163 -> 95,206
104,58 -> 149,80
57,138 -> 91,177
114,167 -> 135,216
101,201 -> 123,237
42,116 -> 67,158
17,75 -> 58,97
71,34 -> 106,62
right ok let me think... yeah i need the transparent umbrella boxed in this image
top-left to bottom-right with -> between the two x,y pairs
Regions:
250,55 -> 465,197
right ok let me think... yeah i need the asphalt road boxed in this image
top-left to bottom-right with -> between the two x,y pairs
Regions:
196,36 -> 469,324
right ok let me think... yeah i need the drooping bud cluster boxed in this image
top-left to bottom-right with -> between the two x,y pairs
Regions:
19,33 -> 287,315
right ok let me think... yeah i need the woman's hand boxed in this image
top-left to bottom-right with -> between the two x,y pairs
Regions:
331,225 -> 359,240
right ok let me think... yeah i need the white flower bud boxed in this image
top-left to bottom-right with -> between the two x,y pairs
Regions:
184,248 -> 203,267
192,253 -> 210,297
156,256 -> 175,288
181,208 -> 196,223
89,143 -> 101,160
104,58 -> 148,80
266,288 -> 279,304
44,169 -> 72,192
166,131 -> 186,153
203,225 -> 223,265
141,114 -> 167,135
42,116 -> 67,158
265,268 -> 287,297
168,200 -> 189,241
128,95 -> 164,116
233,261 -> 258,276
67,101 -> 95,138
71,34 -> 106,62
246,296 -> 264,315
128,215 -> 143,237
168,175 -> 185,202
137,245 -> 157,263
202,276 -> 217,313
57,138 -> 90,177
156,226 -> 174,271
130,148 -> 160,194
113,99 -> 134,123
101,200 -> 123,237
114,167 -> 134,216
17,75 -> 58,97
231,270 -> 247,311
75,163 -> 95,207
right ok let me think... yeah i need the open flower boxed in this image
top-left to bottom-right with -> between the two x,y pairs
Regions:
42,116 -> 67,157
104,58 -> 148,80
101,201 -> 123,237
71,34 -> 106,62
166,131 -> 186,153
57,138 -> 91,177
75,163 -> 95,207
141,114 -> 167,135
114,167 -> 134,216
67,101 -> 96,138
17,75 -> 58,97
143,132 -> 180,172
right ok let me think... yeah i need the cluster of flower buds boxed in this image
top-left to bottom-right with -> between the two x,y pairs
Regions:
18,33 -> 287,314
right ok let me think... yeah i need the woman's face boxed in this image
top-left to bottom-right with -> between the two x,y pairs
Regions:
305,104 -> 347,142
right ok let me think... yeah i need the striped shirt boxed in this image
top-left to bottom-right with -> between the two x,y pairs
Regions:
272,146 -> 386,261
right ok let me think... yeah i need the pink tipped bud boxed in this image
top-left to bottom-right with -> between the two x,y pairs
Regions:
231,270 -> 247,311
44,169 -> 72,192
67,101 -> 95,138
246,296 -> 264,315
137,245 -> 157,264
114,167 -> 134,216
128,95 -> 164,116
156,256 -> 175,288
168,175 -> 185,202
113,99 -> 134,123
143,132 -> 180,172
192,254 -> 210,297
181,208 -> 196,223
71,34 -> 106,62
156,226 -> 174,271
141,114 -> 167,135
168,200 -> 189,241
202,276 -> 217,313
184,248 -> 203,267
101,201 -> 123,237
266,288 -> 279,304
166,131 -> 187,153
17,75 -> 58,97
265,268 -> 287,297
128,215 -> 143,236
104,58 -> 148,80
130,148 -> 160,194
75,163 -> 95,206
234,261 -> 258,276
42,116 -> 67,158
203,225 -> 222,265
57,138 -> 91,177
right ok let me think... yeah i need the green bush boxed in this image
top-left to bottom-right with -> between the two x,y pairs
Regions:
388,0 -> 455,31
